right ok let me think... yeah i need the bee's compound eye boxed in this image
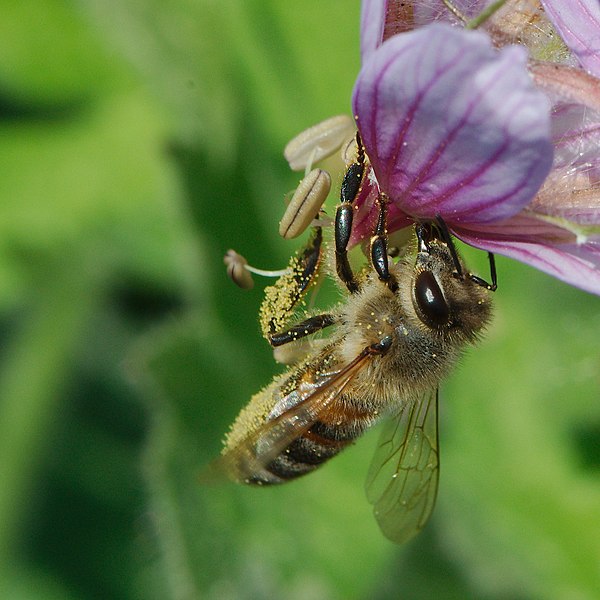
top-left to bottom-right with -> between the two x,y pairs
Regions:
414,271 -> 450,327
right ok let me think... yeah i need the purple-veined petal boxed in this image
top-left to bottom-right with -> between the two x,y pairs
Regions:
530,63 -> 600,113
349,165 -> 414,245
529,63 -> 600,175
353,24 -> 554,225
456,222 -> 600,295
541,0 -> 600,77
532,167 -> 600,225
453,211 -> 577,245
361,0 -> 387,60
552,101 -> 600,161
450,159 -> 600,294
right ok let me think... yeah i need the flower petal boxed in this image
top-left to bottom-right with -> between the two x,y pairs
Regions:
530,62 -> 600,113
353,24 -> 554,225
349,165 -> 414,245
360,0 -> 387,60
549,102 -> 600,173
533,170 -> 600,226
541,0 -> 600,77
456,225 -> 600,295
529,62 -> 600,221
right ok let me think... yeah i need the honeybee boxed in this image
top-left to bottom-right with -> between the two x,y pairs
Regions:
216,135 -> 494,544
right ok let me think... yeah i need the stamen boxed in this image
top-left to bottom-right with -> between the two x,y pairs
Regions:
284,115 -> 355,171
244,265 -> 291,277
465,0 -> 507,29
279,168 -> 331,239
442,0 -> 467,23
442,0 -> 507,29
224,250 -> 290,289
340,134 -> 358,166
310,213 -> 334,229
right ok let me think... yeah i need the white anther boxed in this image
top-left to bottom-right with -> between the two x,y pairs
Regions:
284,115 -> 356,171
279,168 -> 331,239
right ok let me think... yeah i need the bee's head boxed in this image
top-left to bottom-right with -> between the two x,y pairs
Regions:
409,223 -> 492,343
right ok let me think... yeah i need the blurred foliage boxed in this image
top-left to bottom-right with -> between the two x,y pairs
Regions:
0,1 -> 598,599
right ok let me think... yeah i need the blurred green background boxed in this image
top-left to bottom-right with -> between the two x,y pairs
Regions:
1,1 -> 599,598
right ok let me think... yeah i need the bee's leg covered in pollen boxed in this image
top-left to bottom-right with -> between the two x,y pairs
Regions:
259,227 -> 324,340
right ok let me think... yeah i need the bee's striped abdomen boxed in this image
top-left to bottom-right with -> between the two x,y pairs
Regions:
247,402 -> 371,485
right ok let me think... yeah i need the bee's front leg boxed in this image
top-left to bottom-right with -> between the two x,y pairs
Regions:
370,194 -> 398,293
468,252 -> 497,291
335,132 -> 365,294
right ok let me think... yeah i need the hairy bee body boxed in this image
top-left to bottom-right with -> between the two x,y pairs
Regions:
227,342 -> 376,485
223,242 -> 491,487
217,131 -> 494,543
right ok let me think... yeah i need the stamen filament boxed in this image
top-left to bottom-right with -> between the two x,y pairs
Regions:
244,265 -> 291,277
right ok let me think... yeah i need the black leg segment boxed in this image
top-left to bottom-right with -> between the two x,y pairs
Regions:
469,252 -> 497,291
370,194 -> 397,292
269,313 -> 336,347
334,131 -> 365,294
422,216 -> 498,292
335,204 -> 359,294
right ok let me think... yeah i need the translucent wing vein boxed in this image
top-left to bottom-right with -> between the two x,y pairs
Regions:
365,388 -> 439,544
207,347 -> 376,483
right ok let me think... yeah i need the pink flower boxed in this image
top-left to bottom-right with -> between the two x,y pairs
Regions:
350,0 -> 600,294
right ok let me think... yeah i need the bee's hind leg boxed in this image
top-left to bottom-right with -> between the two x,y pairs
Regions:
260,227 -> 324,340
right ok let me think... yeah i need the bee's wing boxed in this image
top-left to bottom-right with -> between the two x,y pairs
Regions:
365,388 -> 439,544
208,347 -> 376,482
